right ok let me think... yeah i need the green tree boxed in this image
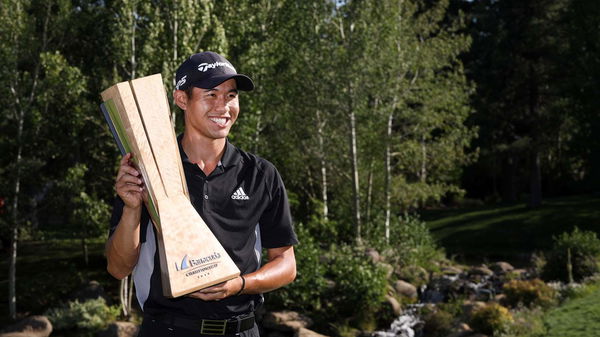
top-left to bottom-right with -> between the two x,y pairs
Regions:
0,0 -> 64,320
458,0 -> 590,205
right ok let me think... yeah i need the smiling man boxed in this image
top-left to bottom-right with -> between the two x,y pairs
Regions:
106,51 -> 298,337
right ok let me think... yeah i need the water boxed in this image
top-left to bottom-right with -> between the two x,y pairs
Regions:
372,304 -> 424,337
374,272 -> 499,336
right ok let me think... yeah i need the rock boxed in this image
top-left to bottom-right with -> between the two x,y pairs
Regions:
295,327 -> 329,337
394,280 -> 417,299
511,268 -> 528,278
97,321 -> 139,337
70,280 -> 111,304
0,315 -> 52,337
468,265 -> 493,277
461,301 -> 486,320
456,322 -> 471,331
384,295 -> 402,316
365,248 -> 381,263
380,263 -> 394,279
397,265 -> 429,285
445,331 -> 472,337
262,311 -> 313,332
491,262 -> 514,274
442,266 -> 463,276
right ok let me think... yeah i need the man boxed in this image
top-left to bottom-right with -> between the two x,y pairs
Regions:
106,51 -> 298,337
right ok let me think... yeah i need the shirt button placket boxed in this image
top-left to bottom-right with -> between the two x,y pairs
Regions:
203,181 -> 209,209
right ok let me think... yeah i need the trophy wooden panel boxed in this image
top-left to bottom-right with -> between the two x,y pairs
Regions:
101,84 -> 164,220
129,75 -> 185,197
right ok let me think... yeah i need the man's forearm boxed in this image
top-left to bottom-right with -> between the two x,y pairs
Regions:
242,246 -> 296,294
106,205 -> 142,279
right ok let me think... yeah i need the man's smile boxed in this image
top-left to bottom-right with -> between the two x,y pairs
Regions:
209,117 -> 229,126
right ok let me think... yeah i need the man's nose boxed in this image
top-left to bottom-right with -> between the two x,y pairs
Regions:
215,96 -> 230,113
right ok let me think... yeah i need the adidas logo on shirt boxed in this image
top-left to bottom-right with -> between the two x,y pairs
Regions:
231,187 -> 250,200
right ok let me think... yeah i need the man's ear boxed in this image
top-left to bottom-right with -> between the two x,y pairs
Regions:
173,90 -> 188,110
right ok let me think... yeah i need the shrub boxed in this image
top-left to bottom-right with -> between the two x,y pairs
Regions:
370,213 -> 444,271
542,227 -> 600,282
421,307 -> 454,337
267,224 -> 329,312
269,226 -> 388,330
325,244 -> 388,328
503,306 -> 547,337
503,279 -> 557,308
46,298 -> 120,332
469,303 -> 513,336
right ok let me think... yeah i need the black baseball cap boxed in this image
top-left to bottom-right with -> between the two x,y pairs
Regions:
175,51 -> 254,91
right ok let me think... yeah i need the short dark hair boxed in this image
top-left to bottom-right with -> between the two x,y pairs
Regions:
184,86 -> 194,100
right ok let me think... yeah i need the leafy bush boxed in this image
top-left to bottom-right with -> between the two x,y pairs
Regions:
542,227 -> 600,282
370,213 -> 444,271
503,306 -> 547,337
421,306 -> 454,337
325,244 -> 388,327
555,278 -> 600,302
267,223 -> 329,312
46,298 -> 120,332
469,303 -> 513,336
503,279 -> 557,308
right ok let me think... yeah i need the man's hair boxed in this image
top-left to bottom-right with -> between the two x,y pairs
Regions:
184,87 -> 194,100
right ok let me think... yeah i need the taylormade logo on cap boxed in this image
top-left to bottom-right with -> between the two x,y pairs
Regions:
197,61 -> 236,73
175,75 -> 187,90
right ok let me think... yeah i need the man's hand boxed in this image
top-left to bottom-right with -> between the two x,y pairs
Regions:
187,276 -> 245,301
115,153 -> 144,210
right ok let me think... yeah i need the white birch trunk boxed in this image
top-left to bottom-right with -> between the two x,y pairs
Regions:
384,111 -> 393,244
316,110 -> 328,221
349,108 -> 361,241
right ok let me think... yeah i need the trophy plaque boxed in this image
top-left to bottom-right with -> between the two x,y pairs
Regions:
101,74 -> 240,298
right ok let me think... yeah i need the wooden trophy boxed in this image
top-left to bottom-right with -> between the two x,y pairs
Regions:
101,74 -> 240,298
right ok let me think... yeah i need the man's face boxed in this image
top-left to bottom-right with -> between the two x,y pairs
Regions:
181,79 -> 240,141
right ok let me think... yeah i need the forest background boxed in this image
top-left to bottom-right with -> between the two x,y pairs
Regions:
0,0 -> 599,334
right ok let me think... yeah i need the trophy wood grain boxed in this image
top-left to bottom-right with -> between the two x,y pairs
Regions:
129,75 -> 184,198
101,84 -> 164,219
158,195 -> 240,297
101,74 -> 240,297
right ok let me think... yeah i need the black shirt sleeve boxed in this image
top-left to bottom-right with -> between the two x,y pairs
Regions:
258,165 -> 298,248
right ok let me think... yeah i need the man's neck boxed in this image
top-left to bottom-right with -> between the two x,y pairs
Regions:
181,133 -> 226,176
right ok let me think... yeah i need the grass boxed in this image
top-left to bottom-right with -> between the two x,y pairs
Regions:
421,195 -> 600,265
543,286 -> 600,337
0,238 -> 122,328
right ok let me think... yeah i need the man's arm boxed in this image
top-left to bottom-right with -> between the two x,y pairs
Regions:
188,245 -> 296,301
105,205 -> 142,279
105,153 -> 145,279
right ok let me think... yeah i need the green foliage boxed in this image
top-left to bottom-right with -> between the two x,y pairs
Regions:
501,306 -> 547,337
324,244 -> 388,327
469,303 -> 513,336
542,227 -> 600,282
421,306 -> 454,337
269,226 -> 388,329
267,224 -> 329,312
378,214 -> 444,270
502,279 -> 557,309
46,298 -> 120,332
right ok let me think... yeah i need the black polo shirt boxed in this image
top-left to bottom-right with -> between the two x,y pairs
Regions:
108,136 -> 297,319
